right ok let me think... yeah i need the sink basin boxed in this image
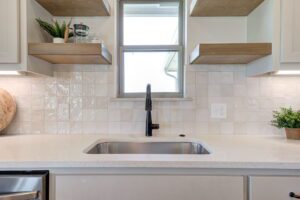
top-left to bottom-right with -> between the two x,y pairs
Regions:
85,141 -> 210,155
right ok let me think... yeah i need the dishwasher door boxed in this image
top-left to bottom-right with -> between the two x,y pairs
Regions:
0,171 -> 49,200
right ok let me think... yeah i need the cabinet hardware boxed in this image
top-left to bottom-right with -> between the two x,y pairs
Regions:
290,192 -> 300,199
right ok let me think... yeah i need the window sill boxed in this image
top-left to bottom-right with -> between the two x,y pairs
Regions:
110,97 -> 193,102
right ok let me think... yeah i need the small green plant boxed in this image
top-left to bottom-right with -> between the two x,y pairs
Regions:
271,107 -> 300,129
36,18 -> 74,39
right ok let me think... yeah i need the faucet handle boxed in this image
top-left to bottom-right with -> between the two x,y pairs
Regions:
152,124 -> 159,130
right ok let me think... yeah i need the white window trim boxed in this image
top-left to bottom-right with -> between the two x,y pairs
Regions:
118,0 -> 184,98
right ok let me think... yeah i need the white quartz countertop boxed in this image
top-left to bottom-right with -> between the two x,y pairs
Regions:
0,134 -> 299,169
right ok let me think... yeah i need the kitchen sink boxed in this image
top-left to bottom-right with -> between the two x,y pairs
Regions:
85,141 -> 210,155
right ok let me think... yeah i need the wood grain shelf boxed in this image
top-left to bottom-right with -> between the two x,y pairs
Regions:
35,0 -> 111,16
190,43 -> 272,64
190,0 -> 264,16
28,43 -> 112,65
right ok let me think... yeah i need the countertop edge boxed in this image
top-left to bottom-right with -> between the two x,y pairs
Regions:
0,161 -> 300,170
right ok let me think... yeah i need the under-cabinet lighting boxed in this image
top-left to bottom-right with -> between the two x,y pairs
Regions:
0,71 -> 22,76
274,70 -> 300,75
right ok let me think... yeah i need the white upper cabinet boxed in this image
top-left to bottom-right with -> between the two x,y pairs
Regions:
0,0 -> 20,63
0,0 -> 54,76
281,0 -> 300,63
247,0 -> 300,75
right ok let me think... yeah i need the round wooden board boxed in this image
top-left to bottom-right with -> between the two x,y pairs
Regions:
0,88 -> 16,133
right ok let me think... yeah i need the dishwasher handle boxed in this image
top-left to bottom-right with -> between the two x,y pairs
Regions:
0,191 -> 39,200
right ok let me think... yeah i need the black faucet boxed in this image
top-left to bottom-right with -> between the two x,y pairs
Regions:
145,84 -> 159,137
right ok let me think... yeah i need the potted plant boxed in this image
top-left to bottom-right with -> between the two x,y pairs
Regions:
36,18 -> 74,43
271,107 -> 300,140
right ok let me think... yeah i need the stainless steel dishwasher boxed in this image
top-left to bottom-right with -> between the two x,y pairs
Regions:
0,171 -> 49,200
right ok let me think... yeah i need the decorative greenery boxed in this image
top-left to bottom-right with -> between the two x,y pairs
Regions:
271,107 -> 300,129
36,18 -> 74,39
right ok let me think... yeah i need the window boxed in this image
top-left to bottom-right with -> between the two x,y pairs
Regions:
118,0 -> 184,98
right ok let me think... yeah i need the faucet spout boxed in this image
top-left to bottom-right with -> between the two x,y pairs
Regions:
145,84 -> 159,137
145,84 -> 152,111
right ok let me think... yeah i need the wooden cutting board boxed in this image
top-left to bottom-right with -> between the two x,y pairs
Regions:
0,88 -> 16,133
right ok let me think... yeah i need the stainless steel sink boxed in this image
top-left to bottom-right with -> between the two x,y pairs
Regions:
85,141 -> 210,155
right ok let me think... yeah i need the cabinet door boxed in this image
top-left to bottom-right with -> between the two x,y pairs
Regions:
0,0 -> 19,63
281,0 -> 300,63
250,176 -> 300,200
55,175 -> 245,200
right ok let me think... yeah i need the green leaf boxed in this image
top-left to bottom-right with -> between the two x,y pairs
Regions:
67,18 -> 72,28
36,18 -> 57,37
61,21 -> 66,38
54,20 -> 63,38
36,18 -> 74,39
271,107 -> 300,129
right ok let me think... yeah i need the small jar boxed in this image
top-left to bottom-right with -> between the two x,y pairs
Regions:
73,23 -> 90,43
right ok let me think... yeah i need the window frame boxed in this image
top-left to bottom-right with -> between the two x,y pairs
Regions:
118,0 -> 184,98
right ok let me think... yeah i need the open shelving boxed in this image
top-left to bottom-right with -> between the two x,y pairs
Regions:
190,43 -> 272,64
190,0 -> 264,16
35,0 -> 111,16
28,43 -> 112,65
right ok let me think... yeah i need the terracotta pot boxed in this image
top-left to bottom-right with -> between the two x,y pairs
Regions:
285,128 -> 300,140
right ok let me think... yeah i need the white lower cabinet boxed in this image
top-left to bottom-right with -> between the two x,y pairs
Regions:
55,175 -> 245,200
250,176 -> 300,200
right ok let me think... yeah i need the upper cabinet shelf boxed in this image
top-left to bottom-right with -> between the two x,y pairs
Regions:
29,43 -> 112,65
190,0 -> 264,16
35,0 -> 111,16
190,43 -> 272,64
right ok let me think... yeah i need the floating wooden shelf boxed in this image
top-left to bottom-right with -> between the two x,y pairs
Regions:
35,0 -> 111,16
190,0 -> 264,16
190,43 -> 272,64
29,43 -> 112,65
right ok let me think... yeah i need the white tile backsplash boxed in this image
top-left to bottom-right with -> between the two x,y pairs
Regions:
0,64 -> 299,136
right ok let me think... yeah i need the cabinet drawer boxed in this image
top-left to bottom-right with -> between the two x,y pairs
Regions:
55,175 -> 245,200
250,176 -> 300,200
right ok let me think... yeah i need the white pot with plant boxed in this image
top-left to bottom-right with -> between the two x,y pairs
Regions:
36,18 -> 74,43
271,107 -> 300,140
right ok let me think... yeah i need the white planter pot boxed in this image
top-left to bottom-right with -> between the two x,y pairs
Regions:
53,38 -> 65,43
